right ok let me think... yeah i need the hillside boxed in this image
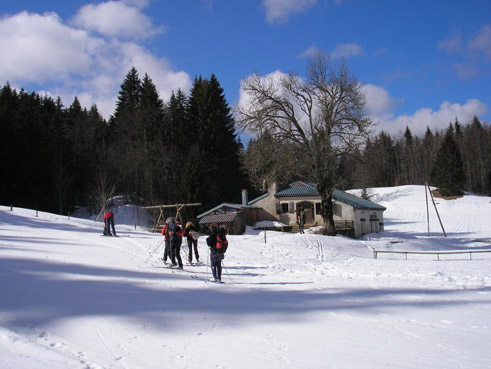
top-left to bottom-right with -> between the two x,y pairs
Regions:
1,185 -> 490,369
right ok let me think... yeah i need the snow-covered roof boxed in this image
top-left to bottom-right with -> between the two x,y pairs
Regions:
199,212 -> 239,225
248,192 -> 269,205
197,202 -> 259,219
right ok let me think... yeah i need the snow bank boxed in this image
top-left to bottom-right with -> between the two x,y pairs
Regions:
1,185 -> 491,369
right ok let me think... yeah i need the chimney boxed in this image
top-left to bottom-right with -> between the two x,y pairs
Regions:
241,189 -> 248,206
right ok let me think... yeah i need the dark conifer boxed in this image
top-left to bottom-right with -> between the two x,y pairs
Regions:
185,74 -> 246,210
430,126 -> 466,196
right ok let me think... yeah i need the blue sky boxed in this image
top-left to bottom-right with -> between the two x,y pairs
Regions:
1,0 -> 490,137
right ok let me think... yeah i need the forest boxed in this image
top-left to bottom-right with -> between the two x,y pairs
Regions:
1,67 -> 490,220
245,116 -> 491,199
0,68 -> 246,219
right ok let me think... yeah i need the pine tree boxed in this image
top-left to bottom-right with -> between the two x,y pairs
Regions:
109,67 -> 144,198
184,75 -> 246,211
139,73 -> 165,203
402,126 -> 416,184
161,89 -> 188,203
430,125 -> 466,196
0,83 -> 19,206
112,67 -> 142,140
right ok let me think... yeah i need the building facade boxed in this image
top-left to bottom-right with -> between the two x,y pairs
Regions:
198,182 -> 386,238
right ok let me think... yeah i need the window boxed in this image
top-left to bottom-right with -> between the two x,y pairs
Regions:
288,202 -> 295,213
315,203 -> 321,215
281,203 -> 289,213
333,203 -> 342,216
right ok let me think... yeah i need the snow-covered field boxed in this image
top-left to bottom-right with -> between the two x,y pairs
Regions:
1,185 -> 490,369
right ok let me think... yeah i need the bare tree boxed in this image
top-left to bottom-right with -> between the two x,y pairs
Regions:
236,53 -> 374,235
51,158 -> 73,215
91,172 -> 118,221
244,131 -> 312,192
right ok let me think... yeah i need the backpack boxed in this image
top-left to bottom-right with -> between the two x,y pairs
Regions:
172,224 -> 182,238
190,230 -> 200,241
216,231 -> 228,253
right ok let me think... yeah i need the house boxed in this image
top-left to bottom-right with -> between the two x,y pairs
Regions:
197,190 -> 271,235
198,181 -> 386,238
249,181 -> 386,238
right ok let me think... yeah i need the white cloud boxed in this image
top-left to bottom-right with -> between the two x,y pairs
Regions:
0,11 -> 93,84
238,73 -> 488,139
469,25 -> 491,60
439,25 -> 491,80
262,0 -> 317,24
298,45 -> 320,59
71,1 -> 164,40
453,62 -> 480,80
361,84 -> 397,118
331,43 -> 364,59
438,34 -> 462,54
377,99 -> 486,136
363,85 -> 488,136
0,5 -> 190,119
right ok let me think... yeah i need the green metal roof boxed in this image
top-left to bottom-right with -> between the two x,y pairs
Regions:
275,181 -> 318,196
332,189 -> 386,210
275,181 -> 386,211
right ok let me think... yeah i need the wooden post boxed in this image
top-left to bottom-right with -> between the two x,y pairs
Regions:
141,203 -> 202,231
425,183 -> 430,237
427,183 -> 447,238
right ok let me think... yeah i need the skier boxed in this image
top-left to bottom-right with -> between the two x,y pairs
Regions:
297,209 -> 305,234
103,210 -> 116,236
184,221 -> 199,264
161,217 -> 173,263
169,219 -> 184,269
206,223 -> 224,282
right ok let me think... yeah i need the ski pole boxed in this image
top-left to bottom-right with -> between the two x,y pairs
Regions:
221,260 -> 232,282
144,239 -> 163,265
149,239 -> 163,258
207,249 -> 211,280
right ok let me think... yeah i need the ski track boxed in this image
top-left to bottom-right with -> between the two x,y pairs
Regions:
2,190 -> 491,369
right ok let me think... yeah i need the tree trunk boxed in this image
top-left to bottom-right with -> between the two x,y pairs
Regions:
317,178 -> 336,236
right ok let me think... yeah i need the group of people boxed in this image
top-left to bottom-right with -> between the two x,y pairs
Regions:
161,217 -> 200,269
102,210 -> 226,282
161,219 -> 226,282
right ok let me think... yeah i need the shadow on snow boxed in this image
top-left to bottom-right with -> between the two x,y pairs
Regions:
1,256 -> 490,332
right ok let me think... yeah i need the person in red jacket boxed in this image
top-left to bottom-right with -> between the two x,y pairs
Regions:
161,217 -> 173,263
103,211 -> 116,236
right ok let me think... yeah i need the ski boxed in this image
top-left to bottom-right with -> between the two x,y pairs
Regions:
165,265 -> 184,270
205,279 -> 225,284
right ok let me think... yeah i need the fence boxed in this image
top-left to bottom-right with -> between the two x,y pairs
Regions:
372,249 -> 491,260
334,220 -> 354,230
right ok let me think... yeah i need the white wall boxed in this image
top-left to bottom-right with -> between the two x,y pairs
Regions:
252,187 -> 385,238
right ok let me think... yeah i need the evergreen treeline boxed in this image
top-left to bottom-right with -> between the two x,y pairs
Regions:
0,68 -> 247,217
244,118 -> 491,197
2,67 -> 489,218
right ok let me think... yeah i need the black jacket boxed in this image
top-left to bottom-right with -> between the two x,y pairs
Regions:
184,225 -> 197,241
206,229 -> 218,250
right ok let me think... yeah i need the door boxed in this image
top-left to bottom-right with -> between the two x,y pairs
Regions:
297,202 -> 315,224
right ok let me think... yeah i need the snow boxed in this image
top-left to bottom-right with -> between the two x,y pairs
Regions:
253,220 -> 288,228
1,185 -> 491,369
